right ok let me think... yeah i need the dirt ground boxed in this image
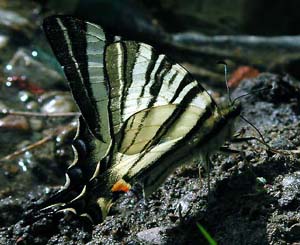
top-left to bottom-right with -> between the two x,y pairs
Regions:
0,73 -> 300,244
0,1 -> 300,243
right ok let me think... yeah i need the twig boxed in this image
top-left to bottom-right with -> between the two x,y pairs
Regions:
181,62 -> 224,83
0,135 -> 53,162
0,109 -> 81,117
0,123 -> 77,163
172,33 -> 300,48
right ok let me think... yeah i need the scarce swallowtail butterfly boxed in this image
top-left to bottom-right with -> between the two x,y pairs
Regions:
37,15 -> 242,224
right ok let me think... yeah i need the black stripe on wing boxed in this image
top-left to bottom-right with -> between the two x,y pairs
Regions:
126,85 -> 210,173
138,76 -> 200,152
43,16 -> 110,143
118,41 -> 215,154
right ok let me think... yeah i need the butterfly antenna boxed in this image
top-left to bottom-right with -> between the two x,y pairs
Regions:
239,114 -> 270,149
233,85 -> 273,103
217,61 -> 232,103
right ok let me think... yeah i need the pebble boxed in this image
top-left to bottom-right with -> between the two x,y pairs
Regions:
2,163 -> 19,176
18,91 -> 33,103
0,115 -> 29,131
25,101 -> 39,110
136,227 -> 169,244
29,118 -> 43,131
174,192 -> 195,218
0,9 -> 29,30
41,94 -> 76,114
0,196 -> 23,225
278,172 -> 300,207
0,101 -> 7,111
0,35 -> 8,49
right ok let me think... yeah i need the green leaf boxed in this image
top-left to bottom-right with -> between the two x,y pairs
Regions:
196,223 -> 217,245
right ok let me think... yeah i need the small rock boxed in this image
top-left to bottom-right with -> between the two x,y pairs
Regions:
25,101 -> 39,110
278,172 -> 300,207
29,118 -> 43,131
137,227 -> 170,244
0,115 -> 30,132
0,35 -> 8,49
174,192 -> 196,218
2,163 -> 19,177
0,9 -> 29,30
256,177 -> 267,187
271,137 -> 295,150
18,91 -> 33,103
0,196 -> 23,226
41,93 -> 76,114
0,101 -> 8,111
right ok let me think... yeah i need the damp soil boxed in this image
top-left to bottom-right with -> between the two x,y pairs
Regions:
0,73 -> 300,245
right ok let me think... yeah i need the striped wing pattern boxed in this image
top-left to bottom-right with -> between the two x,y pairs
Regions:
41,16 -> 220,223
104,41 -> 218,194
43,16 -> 112,155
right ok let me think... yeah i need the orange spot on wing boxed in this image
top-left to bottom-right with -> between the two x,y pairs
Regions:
111,179 -> 131,193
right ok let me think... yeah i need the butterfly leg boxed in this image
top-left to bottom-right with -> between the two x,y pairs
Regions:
220,145 -> 257,186
231,136 -> 278,157
204,154 -> 212,196
142,183 -> 148,206
231,127 -> 262,145
219,146 -> 241,155
198,154 -> 213,197
130,182 -> 148,207
176,202 -> 193,224
126,182 -> 146,203
231,136 -> 264,151
219,146 -> 247,166
198,155 -> 211,192
198,162 -> 203,189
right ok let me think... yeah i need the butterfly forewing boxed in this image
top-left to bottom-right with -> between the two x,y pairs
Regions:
43,16 -> 112,150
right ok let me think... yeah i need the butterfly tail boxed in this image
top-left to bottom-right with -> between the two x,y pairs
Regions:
23,116 -> 113,224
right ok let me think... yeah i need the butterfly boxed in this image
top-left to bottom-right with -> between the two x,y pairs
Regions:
37,15 -> 241,224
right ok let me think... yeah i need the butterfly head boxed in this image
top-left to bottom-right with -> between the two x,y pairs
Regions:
215,99 -> 242,142
229,99 -> 242,117
219,99 -> 242,120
